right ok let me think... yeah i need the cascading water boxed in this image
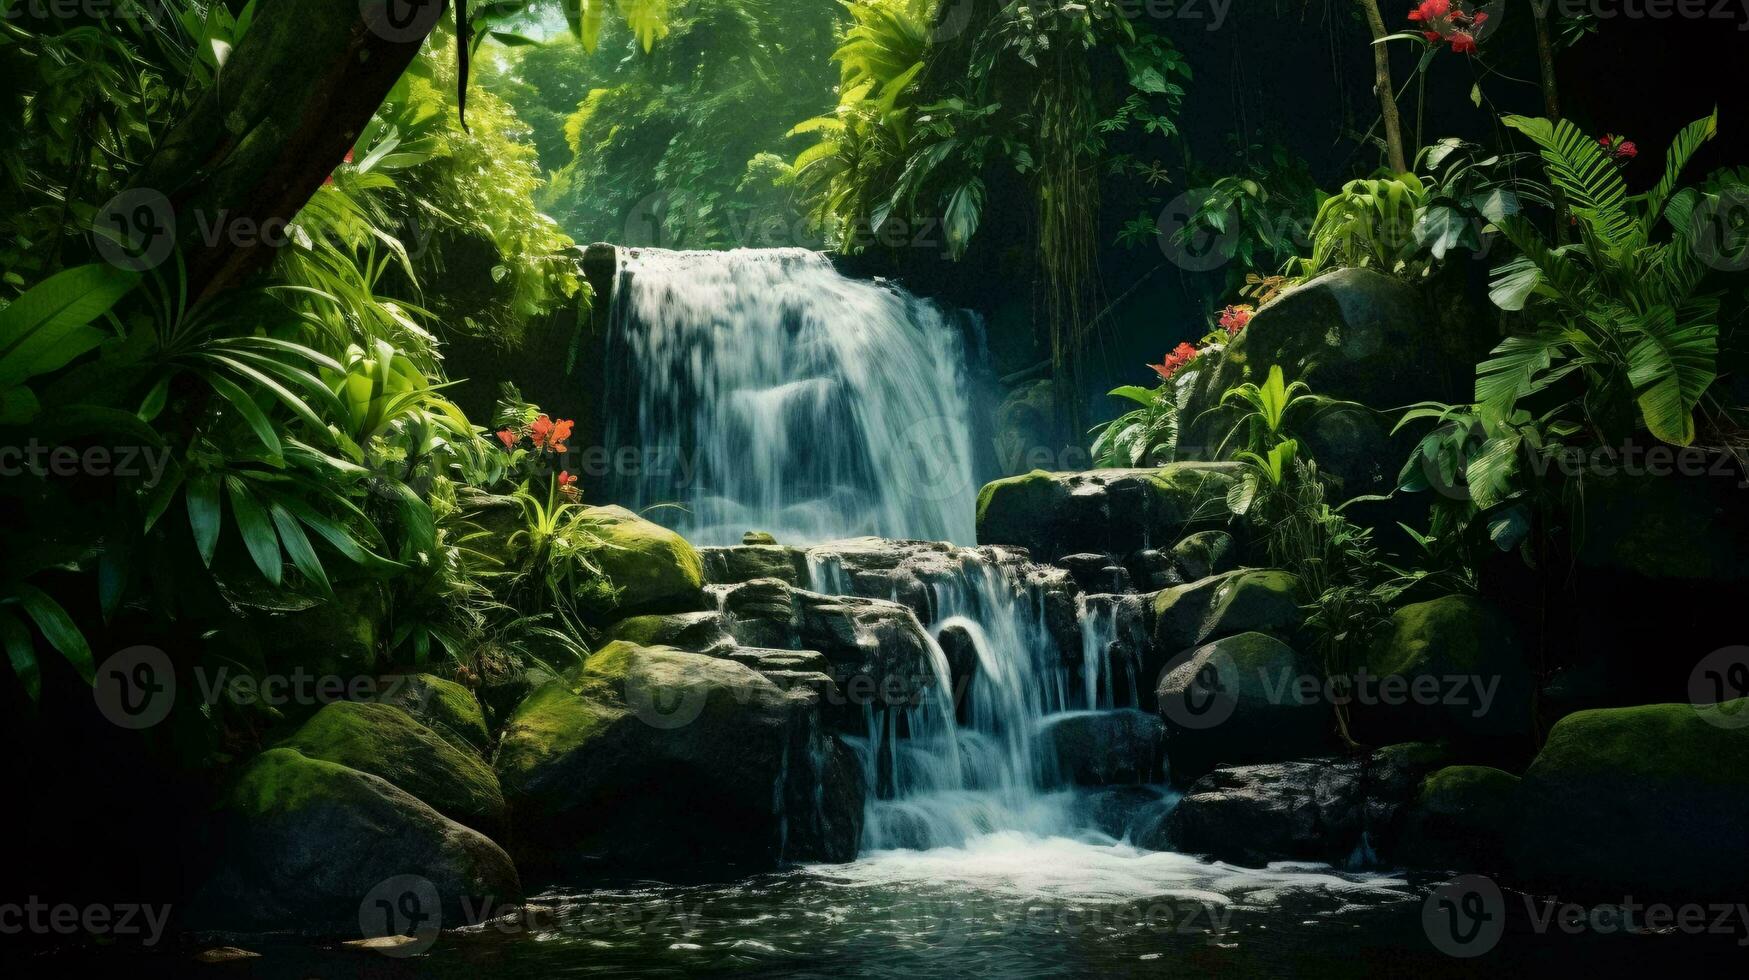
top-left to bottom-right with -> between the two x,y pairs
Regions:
604,248 -> 982,546
808,550 -> 1170,852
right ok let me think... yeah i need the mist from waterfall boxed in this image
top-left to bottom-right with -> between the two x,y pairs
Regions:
604,248 -> 982,546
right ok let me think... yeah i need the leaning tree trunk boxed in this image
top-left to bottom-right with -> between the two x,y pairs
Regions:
1357,0 -> 1408,174
131,0 -> 446,306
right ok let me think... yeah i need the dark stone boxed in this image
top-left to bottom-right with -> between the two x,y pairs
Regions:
1165,742 -> 1452,867
975,464 -> 1242,564
1355,595 -> 1533,745
1155,632 -> 1329,783
494,642 -> 864,873
1055,553 -> 1132,594
191,749 -> 520,937
1511,699 -> 1749,900
1040,709 -> 1166,785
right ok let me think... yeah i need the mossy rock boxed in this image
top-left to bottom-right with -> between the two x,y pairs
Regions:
1155,632 -> 1329,783
1169,530 -> 1237,583
494,641 -> 862,872
1149,569 -> 1304,680
580,505 -> 706,617
1355,595 -> 1533,744
191,748 -> 519,936
974,464 -> 1240,563
605,611 -> 732,653
372,673 -> 491,755
279,702 -> 505,838
1511,699 -> 1749,899
699,545 -> 807,585
1392,765 -> 1520,872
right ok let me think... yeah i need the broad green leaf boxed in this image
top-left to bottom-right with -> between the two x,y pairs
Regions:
226,477 -> 283,586
0,611 -> 41,702
0,264 -> 138,388
15,584 -> 94,685
187,474 -> 222,566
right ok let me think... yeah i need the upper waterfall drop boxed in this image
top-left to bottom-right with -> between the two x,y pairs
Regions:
602,248 -> 984,546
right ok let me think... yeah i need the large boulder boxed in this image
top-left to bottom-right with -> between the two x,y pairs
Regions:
579,505 -> 706,617
371,673 -> 491,756
1165,742 -> 1451,866
1394,765 -> 1519,873
278,701 -> 506,838
974,464 -> 1241,564
192,748 -> 520,936
1511,699 -> 1749,899
1039,709 -> 1166,786
700,545 -> 808,585
1155,632 -> 1329,782
1149,569 -> 1304,677
493,642 -> 863,873
1354,595 -> 1533,745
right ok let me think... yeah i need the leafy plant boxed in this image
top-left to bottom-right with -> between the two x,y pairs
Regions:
1482,111 -> 1727,448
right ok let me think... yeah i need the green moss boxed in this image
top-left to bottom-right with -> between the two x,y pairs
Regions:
278,701 -> 504,833
493,668 -> 626,787
226,747 -> 358,817
974,469 -> 1056,527
375,673 -> 490,754
581,505 -> 705,616
1368,595 -> 1505,676
1418,764 -> 1519,814
1531,699 -> 1749,788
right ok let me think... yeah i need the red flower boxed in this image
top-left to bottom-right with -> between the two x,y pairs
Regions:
323,149 -> 356,187
528,415 -> 576,453
1218,304 -> 1254,338
1149,342 -> 1203,382
1408,0 -> 1484,55
496,428 -> 518,449
1599,134 -> 1639,161
558,471 -> 577,486
558,470 -> 580,498
1407,0 -> 1450,21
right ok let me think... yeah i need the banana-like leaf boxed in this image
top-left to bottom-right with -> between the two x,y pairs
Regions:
1624,305 -> 1716,446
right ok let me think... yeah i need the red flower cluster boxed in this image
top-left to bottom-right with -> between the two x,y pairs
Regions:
1599,134 -> 1639,161
1149,342 -> 1202,382
1219,304 -> 1254,338
496,414 -> 575,453
558,470 -> 579,499
1408,0 -> 1487,55
529,414 -> 574,452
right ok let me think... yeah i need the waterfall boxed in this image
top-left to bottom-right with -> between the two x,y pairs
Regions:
604,248 -> 982,546
810,550 -> 1172,852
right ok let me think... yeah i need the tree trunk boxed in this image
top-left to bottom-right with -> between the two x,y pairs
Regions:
131,0 -> 446,306
1358,0 -> 1408,174
1529,0 -> 1570,242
